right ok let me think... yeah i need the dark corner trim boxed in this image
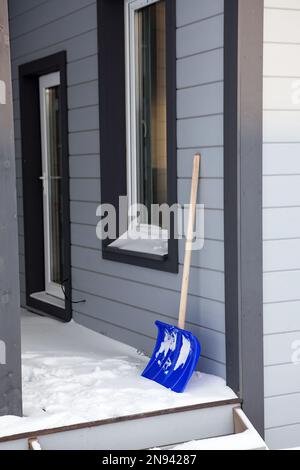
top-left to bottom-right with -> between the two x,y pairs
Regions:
97,0 -> 178,274
19,51 -> 72,323
224,0 -> 264,436
224,0 -> 239,396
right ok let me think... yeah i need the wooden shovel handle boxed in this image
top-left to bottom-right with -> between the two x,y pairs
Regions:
178,154 -> 201,330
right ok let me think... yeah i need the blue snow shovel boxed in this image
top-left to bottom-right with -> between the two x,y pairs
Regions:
142,154 -> 202,393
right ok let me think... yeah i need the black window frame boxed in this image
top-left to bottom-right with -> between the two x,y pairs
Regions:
19,51 -> 72,322
97,0 -> 178,274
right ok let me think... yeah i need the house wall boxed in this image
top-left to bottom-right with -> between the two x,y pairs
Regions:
9,0 -> 226,377
0,0 -> 22,417
263,0 -> 300,449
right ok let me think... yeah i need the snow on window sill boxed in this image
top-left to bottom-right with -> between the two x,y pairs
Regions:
30,291 -> 65,310
107,224 -> 168,260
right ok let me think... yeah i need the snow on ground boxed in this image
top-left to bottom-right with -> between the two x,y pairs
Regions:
0,312 -> 235,438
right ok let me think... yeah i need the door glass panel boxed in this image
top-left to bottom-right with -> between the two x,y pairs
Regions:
45,85 -> 63,286
135,0 -> 167,222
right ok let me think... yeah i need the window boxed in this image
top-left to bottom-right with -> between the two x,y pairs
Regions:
125,0 -> 168,221
98,0 -> 177,273
39,72 -> 64,300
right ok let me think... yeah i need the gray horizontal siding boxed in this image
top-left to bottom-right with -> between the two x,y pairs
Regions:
8,0 -> 48,19
70,201 -> 224,241
70,288 -> 225,363
264,331 -> 300,367
264,239 -> 300,272
68,81 -> 98,109
176,14 -> 223,59
264,363 -> 300,397
10,29 -> 98,80
71,248 -> 225,303
266,423 -> 300,451
71,284 -> 225,337
177,48 -> 223,89
263,0 -> 300,449
178,178 -> 223,209
18,235 -> 24,256
264,143 -> 300,176
9,0 -> 100,319
73,311 -> 226,378
68,105 -> 99,133
176,0 -> 224,27
178,115 -> 223,148
177,82 -> 223,119
175,0 -> 225,378
264,270 -> 300,303
264,207 -> 300,240
178,148 -> 223,179
68,55 -> 98,86
176,0 -> 224,329
9,0 -> 95,40
10,4 -> 97,59
69,130 -> 100,155
264,301 -> 300,335
265,394 -> 300,429
9,0 -> 225,378
71,222 -> 224,271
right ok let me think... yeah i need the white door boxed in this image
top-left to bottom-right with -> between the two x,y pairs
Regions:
39,72 -> 64,300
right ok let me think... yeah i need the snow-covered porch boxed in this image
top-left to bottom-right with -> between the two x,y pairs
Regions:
0,312 -> 265,450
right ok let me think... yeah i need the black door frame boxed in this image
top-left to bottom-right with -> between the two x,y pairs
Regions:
19,51 -> 72,322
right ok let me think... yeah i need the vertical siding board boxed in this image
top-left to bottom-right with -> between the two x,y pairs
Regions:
0,0 -> 22,417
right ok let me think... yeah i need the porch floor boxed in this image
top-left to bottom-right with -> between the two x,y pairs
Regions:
0,311 -> 236,439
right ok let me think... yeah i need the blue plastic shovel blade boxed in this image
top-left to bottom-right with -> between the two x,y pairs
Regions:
142,321 -> 201,393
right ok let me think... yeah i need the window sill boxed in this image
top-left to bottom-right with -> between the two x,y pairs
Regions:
108,225 -> 168,260
105,245 -> 167,262
30,291 -> 65,310
103,242 -> 178,273
103,227 -> 178,273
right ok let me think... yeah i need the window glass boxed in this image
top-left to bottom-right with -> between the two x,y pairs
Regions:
46,85 -> 63,286
135,0 -> 167,216
127,0 -> 168,229
39,72 -> 64,299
